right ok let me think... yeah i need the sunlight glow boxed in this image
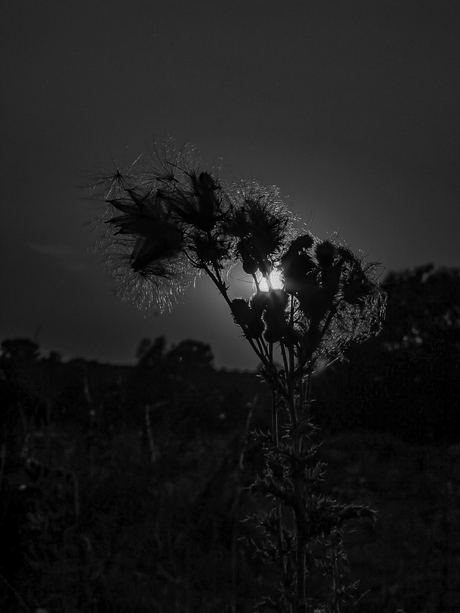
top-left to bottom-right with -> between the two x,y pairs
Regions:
258,269 -> 284,292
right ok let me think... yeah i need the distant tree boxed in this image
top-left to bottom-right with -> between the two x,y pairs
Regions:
46,350 -> 62,363
166,339 -> 214,371
381,263 -> 460,352
136,336 -> 166,366
1,338 -> 40,363
379,264 -> 460,441
316,264 -> 460,443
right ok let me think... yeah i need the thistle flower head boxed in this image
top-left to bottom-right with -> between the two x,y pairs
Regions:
97,185 -> 194,311
86,142 -> 226,310
301,235 -> 386,362
225,180 -> 297,276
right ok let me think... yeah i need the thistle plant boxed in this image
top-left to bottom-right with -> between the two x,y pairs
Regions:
85,141 -> 386,612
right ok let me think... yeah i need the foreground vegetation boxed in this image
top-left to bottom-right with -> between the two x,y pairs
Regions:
1,337 -> 460,612
1,257 -> 459,612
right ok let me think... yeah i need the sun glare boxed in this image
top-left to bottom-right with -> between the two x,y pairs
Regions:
258,270 -> 284,292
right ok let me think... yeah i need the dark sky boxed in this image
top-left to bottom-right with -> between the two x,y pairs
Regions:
1,1 -> 459,370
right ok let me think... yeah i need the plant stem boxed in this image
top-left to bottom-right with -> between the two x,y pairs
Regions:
203,264 -> 269,368
296,531 -> 306,610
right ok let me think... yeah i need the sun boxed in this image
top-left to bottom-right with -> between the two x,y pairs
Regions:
257,269 -> 284,292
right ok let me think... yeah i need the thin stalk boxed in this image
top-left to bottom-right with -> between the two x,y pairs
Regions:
0,444 -> 5,493
278,502 -> 286,573
288,354 -> 298,431
0,573 -> 31,612
330,538 -> 341,613
318,306 -> 336,345
280,341 -> 289,377
256,337 -> 271,364
203,264 -> 269,368
271,393 -> 278,446
300,367 -> 313,422
296,531 -> 306,609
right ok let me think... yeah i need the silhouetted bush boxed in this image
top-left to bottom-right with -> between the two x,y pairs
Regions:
314,265 -> 460,445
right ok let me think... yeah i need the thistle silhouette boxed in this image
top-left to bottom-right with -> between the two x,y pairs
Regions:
85,140 -> 386,612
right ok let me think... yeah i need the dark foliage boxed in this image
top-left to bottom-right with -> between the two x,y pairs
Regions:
2,337 -> 460,612
314,264 -> 460,445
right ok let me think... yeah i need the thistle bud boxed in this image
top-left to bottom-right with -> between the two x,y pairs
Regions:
246,317 -> 265,339
238,239 -> 259,274
315,241 -> 336,268
263,289 -> 290,343
267,289 -> 289,310
343,280 -> 373,306
231,298 -> 253,326
242,257 -> 259,275
297,280 -> 330,320
281,250 -> 316,294
231,298 -> 264,338
251,291 -> 269,315
290,234 -> 315,251
281,250 -> 315,278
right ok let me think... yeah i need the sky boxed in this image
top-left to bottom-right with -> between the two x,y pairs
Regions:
1,0 -> 459,371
